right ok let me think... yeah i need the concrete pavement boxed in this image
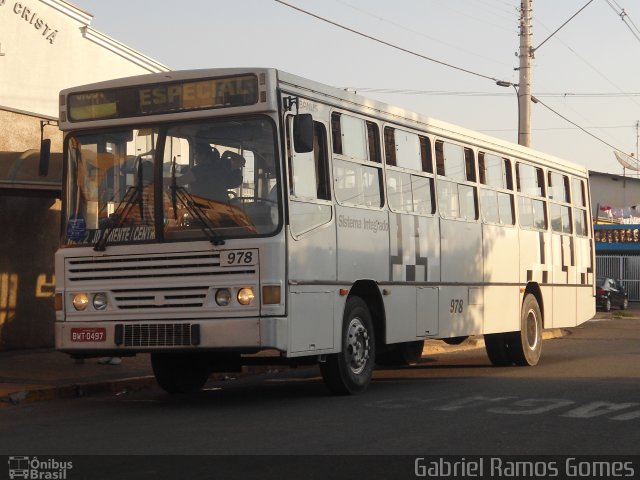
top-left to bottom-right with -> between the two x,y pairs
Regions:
0,305 -> 633,407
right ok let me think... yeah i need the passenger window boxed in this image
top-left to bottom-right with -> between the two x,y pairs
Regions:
435,140 -> 478,221
478,152 -> 515,226
517,163 -> 545,197
572,177 -> 588,237
331,112 -> 379,163
334,159 -> 382,207
289,119 -> 330,200
548,171 -> 572,234
395,130 -> 421,171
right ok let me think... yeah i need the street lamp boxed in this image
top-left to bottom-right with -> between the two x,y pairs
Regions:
496,80 -> 521,145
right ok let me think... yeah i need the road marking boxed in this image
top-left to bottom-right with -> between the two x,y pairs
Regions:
561,401 -> 640,419
434,395 -> 516,412
366,395 -> 640,421
488,398 -> 575,415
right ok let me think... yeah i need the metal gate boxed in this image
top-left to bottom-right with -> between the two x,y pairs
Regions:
596,255 -> 640,301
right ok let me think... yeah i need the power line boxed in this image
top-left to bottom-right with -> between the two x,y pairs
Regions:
334,0 -> 513,69
606,0 -> 640,43
274,0 -> 504,83
274,0 -> 630,156
346,87 -> 640,98
533,96 -> 628,154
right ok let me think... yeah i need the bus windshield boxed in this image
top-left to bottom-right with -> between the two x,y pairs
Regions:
63,116 -> 280,247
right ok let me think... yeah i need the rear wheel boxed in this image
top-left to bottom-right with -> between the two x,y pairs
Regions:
509,294 -> 543,366
320,297 -> 376,395
604,297 -> 611,312
151,352 -> 210,394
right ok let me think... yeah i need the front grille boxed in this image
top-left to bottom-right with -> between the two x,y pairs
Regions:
65,251 -> 258,311
112,286 -> 209,310
117,323 -> 200,347
67,252 -> 256,282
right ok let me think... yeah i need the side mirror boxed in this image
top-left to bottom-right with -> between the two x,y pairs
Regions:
293,114 -> 314,153
39,139 -> 51,177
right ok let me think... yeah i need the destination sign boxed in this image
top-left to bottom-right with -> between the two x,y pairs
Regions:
68,75 -> 258,121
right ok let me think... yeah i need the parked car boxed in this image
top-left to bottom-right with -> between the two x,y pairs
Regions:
596,277 -> 628,311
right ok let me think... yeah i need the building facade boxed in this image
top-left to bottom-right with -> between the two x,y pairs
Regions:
0,0 -> 168,349
590,170 -> 640,301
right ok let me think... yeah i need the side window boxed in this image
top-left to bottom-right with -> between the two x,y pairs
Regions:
385,127 -> 435,215
435,140 -> 478,220
478,152 -> 514,225
572,177 -> 589,237
289,118 -> 330,200
516,163 -> 547,230
332,111 -> 383,208
334,160 -> 382,207
331,112 -> 380,163
548,171 -> 572,234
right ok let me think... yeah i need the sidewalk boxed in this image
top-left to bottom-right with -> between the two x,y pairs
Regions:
0,312 -> 629,408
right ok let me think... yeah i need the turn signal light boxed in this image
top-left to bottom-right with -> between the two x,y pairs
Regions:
262,286 -> 281,305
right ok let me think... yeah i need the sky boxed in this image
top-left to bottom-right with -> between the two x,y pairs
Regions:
71,0 -> 640,175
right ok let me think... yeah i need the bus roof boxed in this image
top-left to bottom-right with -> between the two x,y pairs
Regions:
60,67 -> 589,178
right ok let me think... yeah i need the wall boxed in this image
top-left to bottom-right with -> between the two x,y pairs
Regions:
0,0 -> 168,350
590,171 -> 640,216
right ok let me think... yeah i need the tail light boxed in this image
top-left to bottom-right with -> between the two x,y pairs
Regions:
596,287 -> 605,295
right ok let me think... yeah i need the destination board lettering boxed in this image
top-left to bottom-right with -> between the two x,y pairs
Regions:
68,75 -> 258,121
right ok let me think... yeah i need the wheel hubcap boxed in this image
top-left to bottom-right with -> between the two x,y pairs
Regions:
525,309 -> 539,350
346,317 -> 370,374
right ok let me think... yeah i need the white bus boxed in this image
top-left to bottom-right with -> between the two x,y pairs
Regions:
54,68 -> 595,395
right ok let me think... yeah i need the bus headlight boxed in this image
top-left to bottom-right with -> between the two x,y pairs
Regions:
93,293 -> 108,311
237,288 -> 255,305
215,288 -> 232,306
72,293 -> 89,311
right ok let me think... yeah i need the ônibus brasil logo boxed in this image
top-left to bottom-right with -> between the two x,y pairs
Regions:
8,456 -> 73,479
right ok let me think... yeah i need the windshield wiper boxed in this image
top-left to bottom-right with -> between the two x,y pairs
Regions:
93,158 -> 146,252
170,156 -> 225,246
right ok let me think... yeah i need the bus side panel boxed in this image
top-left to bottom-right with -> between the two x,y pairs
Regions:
384,286 -> 417,344
519,228 -> 553,326
388,213 -> 440,341
575,236 -> 595,325
438,285 -> 482,338
439,219 -> 483,338
336,206 -> 389,281
551,233 -> 578,328
287,217 -> 336,283
483,224 -> 519,334
289,285 -> 335,354
440,219 -> 483,283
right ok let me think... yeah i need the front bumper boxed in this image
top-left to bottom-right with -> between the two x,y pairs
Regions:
55,317 -> 288,355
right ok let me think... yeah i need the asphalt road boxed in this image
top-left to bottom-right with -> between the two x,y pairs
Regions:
1,317 -> 638,459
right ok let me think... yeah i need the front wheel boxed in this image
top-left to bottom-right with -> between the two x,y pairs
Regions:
621,298 -> 628,310
509,294 -> 543,366
320,297 -> 376,395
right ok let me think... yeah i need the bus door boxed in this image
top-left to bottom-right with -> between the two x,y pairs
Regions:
285,110 -> 336,355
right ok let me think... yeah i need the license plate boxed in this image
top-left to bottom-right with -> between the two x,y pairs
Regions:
71,327 -> 107,342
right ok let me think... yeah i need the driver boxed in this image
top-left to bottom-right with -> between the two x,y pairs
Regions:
188,143 -> 245,201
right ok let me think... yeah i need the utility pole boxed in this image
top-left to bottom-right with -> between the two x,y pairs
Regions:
518,0 -> 533,147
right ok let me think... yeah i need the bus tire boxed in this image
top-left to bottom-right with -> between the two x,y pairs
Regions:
151,352 -> 210,394
320,297 -> 375,395
376,340 -> 424,366
484,333 -> 513,366
509,294 -> 542,366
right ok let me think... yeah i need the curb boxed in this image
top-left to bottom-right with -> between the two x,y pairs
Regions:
0,328 -> 570,408
0,376 -> 156,409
